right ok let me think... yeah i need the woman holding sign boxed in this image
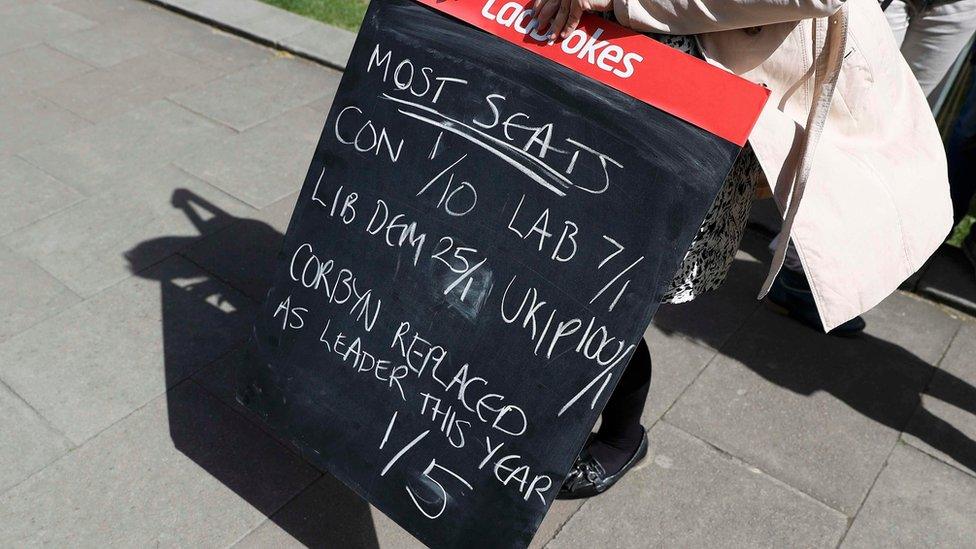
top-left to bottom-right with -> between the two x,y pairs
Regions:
534,0 -> 953,498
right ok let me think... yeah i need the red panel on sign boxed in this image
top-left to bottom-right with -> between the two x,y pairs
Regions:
412,0 -> 769,146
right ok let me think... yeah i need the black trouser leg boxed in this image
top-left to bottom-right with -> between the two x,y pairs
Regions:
587,337 -> 652,473
948,68 -> 976,225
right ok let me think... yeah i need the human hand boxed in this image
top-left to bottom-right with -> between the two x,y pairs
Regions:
532,0 -> 613,40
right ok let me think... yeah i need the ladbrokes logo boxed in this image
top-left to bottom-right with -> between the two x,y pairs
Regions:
480,0 -> 644,78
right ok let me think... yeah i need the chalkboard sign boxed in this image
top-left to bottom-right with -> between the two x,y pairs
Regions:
237,0 -> 767,546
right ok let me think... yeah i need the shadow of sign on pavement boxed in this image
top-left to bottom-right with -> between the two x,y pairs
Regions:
125,189 -> 382,547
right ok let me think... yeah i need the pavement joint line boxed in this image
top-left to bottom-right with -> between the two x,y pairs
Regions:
832,464 -> 883,548
836,316 -> 972,549
0,251 -> 82,340
0,377 -> 198,500
139,0 -> 353,72
0,375 -> 73,453
221,463 -> 327,548
0,150 -> 86,212
0,245 -> 86,339
833,439 -> 936,549
663,420 -> 850,521
543,499 -> 587,548
12,148 -> 92,198
897,321 -> 976,483
173,234 -> 263,306
33,42 -> 99,73
932,319 -> 965,371
656,345 -> 721,424
834,426 -> 910,548
163,96 -> 247,134
656,302 -> 760,427
168,161 -> 259,217
901,435 -> 976,480
898,436 -> 976,480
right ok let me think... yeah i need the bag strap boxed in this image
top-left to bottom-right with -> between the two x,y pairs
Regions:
758,6 -> 850,299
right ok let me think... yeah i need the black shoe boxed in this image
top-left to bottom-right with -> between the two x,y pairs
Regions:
557,428 -> 648,500
767,268 -> 866,337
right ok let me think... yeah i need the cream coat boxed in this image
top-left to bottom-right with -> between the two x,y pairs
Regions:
615,0 -> 953,331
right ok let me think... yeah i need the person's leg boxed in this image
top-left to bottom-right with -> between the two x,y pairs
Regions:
589,337 -> 651,474
897,0 -> 976,101
558,338 -> 651,499
951,59 -> 976,269
885,0 -> 913,48
766,235 -> 867,335
949,55 -> 976,225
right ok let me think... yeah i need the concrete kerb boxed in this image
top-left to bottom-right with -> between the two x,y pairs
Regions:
142,0 -> 355,71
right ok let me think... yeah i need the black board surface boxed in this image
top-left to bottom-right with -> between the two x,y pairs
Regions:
238,0 -> 745,546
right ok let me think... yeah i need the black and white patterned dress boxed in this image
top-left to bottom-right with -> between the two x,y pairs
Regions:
646,33 -> 765,304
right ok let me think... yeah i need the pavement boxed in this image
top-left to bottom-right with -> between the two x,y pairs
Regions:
1,0 -> 976,547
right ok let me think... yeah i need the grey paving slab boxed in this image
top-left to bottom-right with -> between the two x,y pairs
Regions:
0,44 -> 93,97
0,381 -> 320,546
0,156 -> 84,237
641,325 -> 717,427
532,499 -> 583,548
65,6 -> 270,80
902,321 -> 976,476
917,244 -> 976,318
46,25 -> 149,68
170,56 -> 339,131
665,299 -> 949,515
176,105 -> 325,208
307,88 -> 340,116
0,255 -> 254,444
180,191 -> 296,300
18,99 -> 232,196
53,0 -> 157,24
57,0 -> 213,50
161,26 -> 273,72
36,49 -> 218,122
653,231 -> 769,350
549,422 -> 847,548
3,164 -> 251,296
0,3 -> 94,55
0,93 -> 89,157
841,443 -> 976,548
0,243 -> 80,344
0,0 -> 33,12
860,290 -> 961,365
0,381 -> 72,494
234,474 -> 418,549
135,10 -> 254,49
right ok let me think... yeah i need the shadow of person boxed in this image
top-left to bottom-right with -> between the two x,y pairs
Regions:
656,232 -> 976,475
124,188 -> 380,548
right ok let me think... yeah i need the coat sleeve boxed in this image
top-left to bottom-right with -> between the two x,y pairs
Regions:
613,0 -> 846,33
